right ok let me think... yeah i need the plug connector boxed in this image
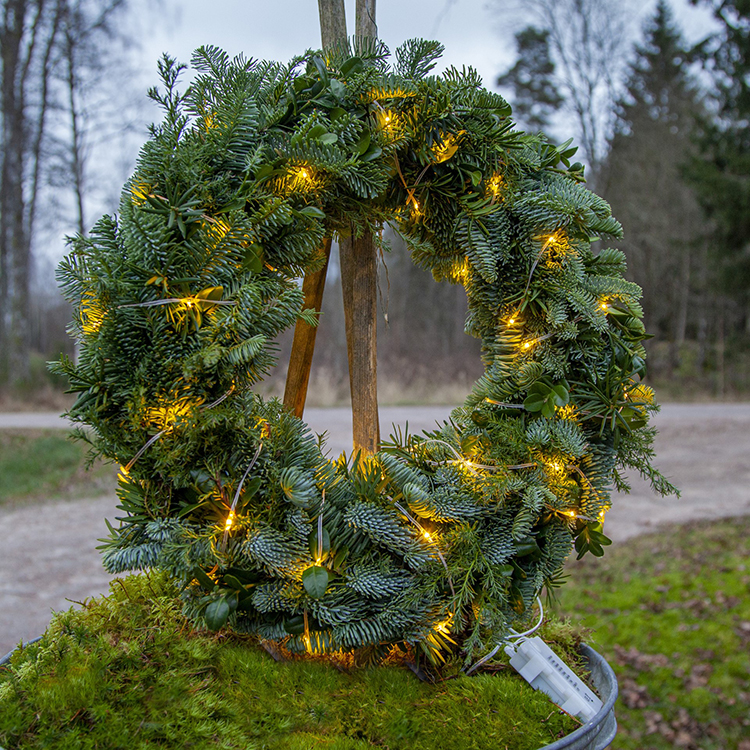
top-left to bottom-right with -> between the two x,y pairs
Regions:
504,636 -> 602,722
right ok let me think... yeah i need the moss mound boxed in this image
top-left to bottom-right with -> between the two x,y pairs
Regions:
0,574 -> 582,749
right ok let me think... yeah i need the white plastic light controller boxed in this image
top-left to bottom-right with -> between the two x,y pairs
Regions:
504,636 -> 603,722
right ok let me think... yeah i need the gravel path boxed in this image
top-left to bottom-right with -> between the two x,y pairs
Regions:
2,403 -> 749,655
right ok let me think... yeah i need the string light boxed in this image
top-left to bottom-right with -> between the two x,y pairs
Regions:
221,441 -> 264,551
130,182 -> 151,206
394,500 -> 455,598
288,165 -> 314,191
520,332 -> 554,352
432,131 -> 463,163
487,173 -> 504,199
434,615 -> 453,635
80,291 -> 105,335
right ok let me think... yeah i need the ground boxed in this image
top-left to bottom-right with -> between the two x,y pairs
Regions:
1,403 -> 749,657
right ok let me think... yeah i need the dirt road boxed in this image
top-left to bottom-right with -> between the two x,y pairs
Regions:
2,403 -> 749,656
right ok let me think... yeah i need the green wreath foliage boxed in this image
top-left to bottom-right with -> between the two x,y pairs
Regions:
54,40 -> 675,665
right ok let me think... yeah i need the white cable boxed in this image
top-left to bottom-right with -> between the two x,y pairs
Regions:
465,596 -> 544,675
507,596 -> 545,641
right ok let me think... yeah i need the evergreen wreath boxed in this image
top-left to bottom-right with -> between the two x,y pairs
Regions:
54,40 -> 675,665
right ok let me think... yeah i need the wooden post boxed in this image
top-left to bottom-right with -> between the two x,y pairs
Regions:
340,232 -> 380,454
338,0 -> 380,455
312,0 -> 381,454
355,0 -> 377,38
282,3 -> 348,419
283,239 -> 332,417
318,0 -> 347,48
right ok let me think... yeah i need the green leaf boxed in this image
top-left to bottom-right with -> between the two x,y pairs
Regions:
340,57 -> 363,77
551,384 -> 570,406
329,79 -> 346,99
515,537 -> 540,556
312,56 -> 330,85
193,567 -> 216,591
298,206 -> 326,219
541,401 -> 556,419
222,574 -> 246,591
470,171 -> 483,186
254,164 -> 274,181
360,145 -> 383,162
356,130 -> 371,155
308,124 -> 327,139
242,244 -> 264,274
204,598 -> 231,630
524,393 -> 547,412
319,132 -> 338,145
302,565 -> 329,598
284,615 -> 305,635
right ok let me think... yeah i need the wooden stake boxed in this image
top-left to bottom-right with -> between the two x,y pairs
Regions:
315,0 -> 381,455
355,0 -> 377,38
340,231 -> 380,454
317,0 -> 347,48
283,239 -> 332,418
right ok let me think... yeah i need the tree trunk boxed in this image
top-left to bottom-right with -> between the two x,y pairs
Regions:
715,299 -> 725,398
283,239 -> 332,417
670,245 -> 691,372
1,0 -> 31,385
0,0 -> 62,386
64,27 -> 86,236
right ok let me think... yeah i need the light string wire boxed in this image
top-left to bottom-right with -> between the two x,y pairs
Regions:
123,385 -> 235,475
393,500 -> 456,599
221,440 -> 264,552
464,596 -> 545,675
118,298 -> 237,309
415,437 -> 536,473
316,489 -> 326,562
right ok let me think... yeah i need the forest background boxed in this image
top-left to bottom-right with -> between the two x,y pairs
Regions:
1,0 -> 748,407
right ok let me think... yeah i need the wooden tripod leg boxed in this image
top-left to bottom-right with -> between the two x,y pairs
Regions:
340,229 -> 380,454
283,238 -> 333,418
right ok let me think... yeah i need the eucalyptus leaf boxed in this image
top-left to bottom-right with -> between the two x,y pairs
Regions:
302,565 -> 329,598
204,598 -> 231,630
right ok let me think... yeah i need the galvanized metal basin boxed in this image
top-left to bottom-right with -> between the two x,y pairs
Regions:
540,644 -> 618,750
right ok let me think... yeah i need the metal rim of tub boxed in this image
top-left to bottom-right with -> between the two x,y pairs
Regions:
540,644 -> 618,750
1,639 -> 617,749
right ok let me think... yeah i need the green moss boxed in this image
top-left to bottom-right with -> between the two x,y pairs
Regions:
558,517 -> 750,750
0,573 -> 581,749
0,430 -> 115,506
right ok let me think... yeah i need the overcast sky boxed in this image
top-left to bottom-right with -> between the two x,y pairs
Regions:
138,0 -> 717,93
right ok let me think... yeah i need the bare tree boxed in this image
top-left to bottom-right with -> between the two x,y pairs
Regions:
493,0 -> 633,185
1,0 -> 134,386
57,0 -> 130,237
1,0 -> 64,386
